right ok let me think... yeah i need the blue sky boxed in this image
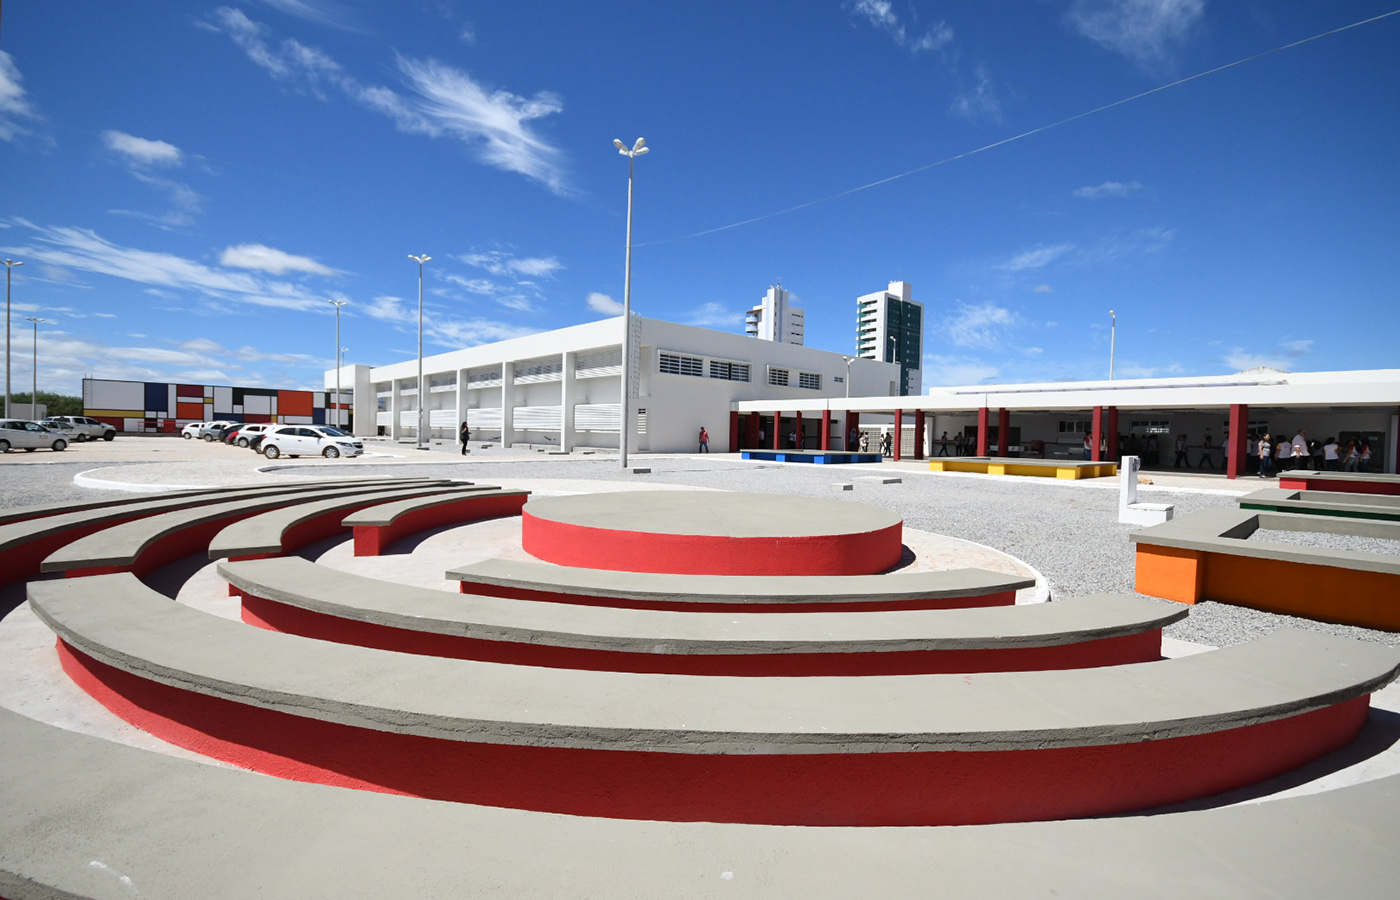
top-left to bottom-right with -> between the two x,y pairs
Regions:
2,0 -> 1397,396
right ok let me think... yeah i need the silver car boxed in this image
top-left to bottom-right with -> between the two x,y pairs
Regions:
0,419 -> 69,453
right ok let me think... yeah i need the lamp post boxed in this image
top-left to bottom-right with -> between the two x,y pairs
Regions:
408,255 -> 431,450
1109,310 -> 1116,381
612,136 -> 648,469
24,316 -> 43,417
4,259 -> 23,417
329,299 -> 348,429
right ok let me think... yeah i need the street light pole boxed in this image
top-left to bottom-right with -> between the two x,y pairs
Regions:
613,137 -> 648,469
329,299 -> 348,429
408,255 -> 431,450
1109,310 -> 1116,381
4,259 -> 23,417
24,316 -> 43,416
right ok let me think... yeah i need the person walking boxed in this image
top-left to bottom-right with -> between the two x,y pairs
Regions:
697,426 -> 709,453
848,426 -> 857,451
954,431 -> 965,456
1323,436 -> 1340,470
1174,434 -> 1188,468
1276,435 -> 1292,470
1196,434 -> 1214,469
938,431 -> 950,456
458,420 -> 470,456
1258,433 -> 1273,478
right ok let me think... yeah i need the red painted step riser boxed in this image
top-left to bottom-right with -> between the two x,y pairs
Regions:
456,581 -> 1014,612
522,510 -> 903,576
57,640 -> 1368,827
240,592 -> 1162,675
352,495 -> 527,556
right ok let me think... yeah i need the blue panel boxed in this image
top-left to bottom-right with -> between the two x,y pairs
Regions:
144,381 -> 169,413
312,407 -> 325,425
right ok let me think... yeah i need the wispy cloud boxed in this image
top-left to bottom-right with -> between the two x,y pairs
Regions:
0,51 -> 44,143
847,0 -> 953,53
460,249 -> 562,279
1066,0 -> 1205,72
684,302 -> 735,329
100,130 -> 202,227
924,354 -> 1000,387
443,247 -> 562,313
1074,180 -> 1144,199
1223,339 -> 1313,373
1004,243 -> 1075,271
363,292 -> 539,350
254,0 -> 361,31
202,8 -> 569,193
950,65 -> 1002,122
220,243 -> 335,276
102,130 -> 183,167
944,302 -> 1021,350
587,292 -> 623,315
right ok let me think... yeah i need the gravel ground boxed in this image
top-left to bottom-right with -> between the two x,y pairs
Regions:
1252,528 -> 1400,556
3,452 -> 1397,648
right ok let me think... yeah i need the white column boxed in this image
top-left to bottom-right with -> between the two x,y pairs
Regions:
560,351 -> 575,453
501,361 -> 515,449
390,380 -> 402,441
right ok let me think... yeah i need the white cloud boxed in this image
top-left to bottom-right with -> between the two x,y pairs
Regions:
102,130 -> 183,167
1067,0 -> 1204,71
685,302 -> 735,329
924,354 -> 1000,387
848,1 -> 953,53
0,51 -> 40,142
1223,340 -> 1312,373
220,243 -> 335,276
1004,243 -> 1074,271
1033,284 -> 1054,293
587,292 -> 623,315
362,295 -> 413,323
460,249 -> 561,279
255,0 -> 360,31
950,65 -> 1002,122
1074,180 -> 1143,199
443,274 -> 498,296
944,302 -> 1020,350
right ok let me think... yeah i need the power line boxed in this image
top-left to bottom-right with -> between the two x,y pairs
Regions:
641,8 -> 1400,247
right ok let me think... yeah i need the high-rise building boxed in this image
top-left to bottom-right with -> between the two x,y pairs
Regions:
856,281 -> 923,395
745,284 -> 804,345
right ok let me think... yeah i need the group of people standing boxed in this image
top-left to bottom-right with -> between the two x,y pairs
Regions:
1253,430 -> 1372,477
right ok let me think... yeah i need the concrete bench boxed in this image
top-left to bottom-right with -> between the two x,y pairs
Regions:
30,572 -> 1399,826
340,489 -> 531,555
741,450 -> 884,464
208,483 -> 490,563
929,457 -> 1118,479
0,479 -> 435,589
38,482 -> 447,579
1131,508 -> 1400,630
447,558 -> 1034,612
1278,470 -> 1400,496
5,706 -> 1400,899
1238,487 -> 1400,522
220,556 -> 1183,675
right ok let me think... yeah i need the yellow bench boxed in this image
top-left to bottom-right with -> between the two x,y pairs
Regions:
929,457 -> 1118,480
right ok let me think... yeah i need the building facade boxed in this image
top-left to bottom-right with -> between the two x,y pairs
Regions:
335,316 -> 898,454
745,285 -> 804,345
82,378 -> 352,434
856,280 -> 923,396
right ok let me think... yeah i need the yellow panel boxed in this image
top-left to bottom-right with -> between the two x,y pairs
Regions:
83,409 -> 143,419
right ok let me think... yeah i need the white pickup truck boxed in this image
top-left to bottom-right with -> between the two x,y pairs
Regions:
42,416 -> 117,442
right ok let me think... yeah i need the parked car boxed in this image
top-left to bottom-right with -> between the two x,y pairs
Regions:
198,421 -> 236,441
260,424 -> 364,459
234,423 -> 271,449
42,416 -> 115,442
217,423 -> 246,444
0,419 -> 69,453
180,422 -> 208,439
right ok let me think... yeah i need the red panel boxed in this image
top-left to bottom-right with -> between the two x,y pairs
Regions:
177,402 -> 205,419
58,641 -> 1371,827
278,391 -> 314,418
522,511 -> 904,576
456,582 -> 1016,612
1277,475 -> 1400,496
242,413 -> 272,424
240,592 -> 1163,675
176,384 -> 205,399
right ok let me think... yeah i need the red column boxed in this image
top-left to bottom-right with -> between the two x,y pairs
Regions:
998,408 -> 1010,457
1091,406 -> 1103,462
848,412 -> 860,451
794,411 -> 803,450
747,412 -> 760,448
914,410 -> 925,459
893,409 -> 903,461
977,407 -> 990,457
1106,406 -> 1119,462
729,410 -> 740,453
820,410 -> 831,451
1228,403 -> 1248,479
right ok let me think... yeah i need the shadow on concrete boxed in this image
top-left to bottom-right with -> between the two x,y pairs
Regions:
1122,707 -> 1400,816
378,516 -> 518,556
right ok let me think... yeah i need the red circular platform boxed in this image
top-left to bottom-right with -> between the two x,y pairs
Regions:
520,491 -> 903,576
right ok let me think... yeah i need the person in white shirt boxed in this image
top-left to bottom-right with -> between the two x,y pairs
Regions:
1276,435 -> 1293,469
1323,437 -> 1340,471
1258,433 -> 1273,478
1291,431 -> 1308,471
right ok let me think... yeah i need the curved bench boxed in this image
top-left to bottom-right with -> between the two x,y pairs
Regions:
39,481 -> 453,579
30,573 -> 1399,826
220,557 -> 1184,675
448,558 -> 1034,611
208,483 -> 491,563
0,479 -> 434,589
1132,508 -> 1400,630
4,707 -> 1400,899
342,489 -> 531,556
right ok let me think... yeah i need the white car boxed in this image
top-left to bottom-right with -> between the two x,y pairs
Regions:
0,419 -> 69,453
234,423 -> 271,449
42,415 -> 116,442
261,425 -> 364,459
180,422 -> 207,440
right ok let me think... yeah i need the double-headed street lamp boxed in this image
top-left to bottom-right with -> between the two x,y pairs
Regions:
4,258 -> 23,417
24,316 -> 43,416
329,298 -> 349,429
612,137 -> 648,469
408,254 -> 431,450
